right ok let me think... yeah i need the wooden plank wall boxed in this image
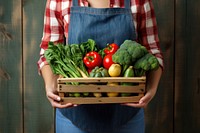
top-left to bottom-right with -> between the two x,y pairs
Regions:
0,0 -> 23,133
175,0 -> 200,132
145,0 -> 174,132
0,0 -> 200,133
23,0 -> 54,133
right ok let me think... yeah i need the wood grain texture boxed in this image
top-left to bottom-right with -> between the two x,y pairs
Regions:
175,0 -> 200,132
0,0 -> 23,133
22,0 -> 54,133
144,0 -> 174,132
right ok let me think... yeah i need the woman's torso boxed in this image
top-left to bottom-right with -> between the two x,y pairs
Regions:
59,0 -> 141,132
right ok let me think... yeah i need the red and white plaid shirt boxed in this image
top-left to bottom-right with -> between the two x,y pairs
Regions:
38,0 -> 164,71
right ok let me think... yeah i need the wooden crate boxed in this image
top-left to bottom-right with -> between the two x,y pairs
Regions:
57,77 -> 146,104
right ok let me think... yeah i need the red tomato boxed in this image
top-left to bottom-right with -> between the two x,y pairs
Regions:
104,43 -> 119,55
83,51 -> 102,69
103,54 -> 114,69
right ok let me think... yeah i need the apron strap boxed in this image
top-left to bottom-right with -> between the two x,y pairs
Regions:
124,0 -> 131,9
72,0 -> 79,7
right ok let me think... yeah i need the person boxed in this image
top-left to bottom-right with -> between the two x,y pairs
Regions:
37,0 -> 163,133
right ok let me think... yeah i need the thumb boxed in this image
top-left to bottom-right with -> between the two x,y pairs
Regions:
139,93 -> 151,105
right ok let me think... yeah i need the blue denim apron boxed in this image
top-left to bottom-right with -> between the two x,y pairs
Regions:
57,0 -> 142,132
68,0 -> 136,49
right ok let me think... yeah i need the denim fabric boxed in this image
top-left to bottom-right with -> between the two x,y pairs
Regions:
68,2 -> 136,49
58,104 -> 142,133
114,109 -> 145,133
57,0 -> 144,132
56,108 -> 145,133
56,109 -> 88,133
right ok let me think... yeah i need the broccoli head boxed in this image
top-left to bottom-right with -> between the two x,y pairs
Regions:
112,40 -> 148,65
120,40 -> 140,49
112,40 -> 159,76
112,49 -> 132,65
134,53 -> 159,71
119,40 -> 148,62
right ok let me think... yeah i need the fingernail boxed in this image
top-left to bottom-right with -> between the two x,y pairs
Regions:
57,97 -> 61,101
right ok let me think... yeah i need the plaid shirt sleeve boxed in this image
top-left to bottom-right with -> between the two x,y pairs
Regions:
132,0 -> 164,69
37,0 -> 70,73
37,0 -> 87,73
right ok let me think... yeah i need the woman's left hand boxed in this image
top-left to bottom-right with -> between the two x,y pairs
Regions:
121,88 -> 156,108
122,66 -> 162,108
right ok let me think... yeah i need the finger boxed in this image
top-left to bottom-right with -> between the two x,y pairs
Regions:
56,103 -> 79,108
46,91 -> 61,102
46,91 -> 78,108
121,90 -> 155,108
49,97 -> 79,108
121,96 -> 148,108
121,102 -> 146,108
139,93 -> 152,105
52,102 -> 75,108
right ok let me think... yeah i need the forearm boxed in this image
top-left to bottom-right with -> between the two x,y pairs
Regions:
41,65 -> 59,93
146,66 -> 162,96
41,65 -> 76,108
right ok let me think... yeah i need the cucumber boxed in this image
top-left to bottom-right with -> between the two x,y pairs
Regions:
122,66 -> 134,86
121,66 -> 134,97
123,66 -> 134,77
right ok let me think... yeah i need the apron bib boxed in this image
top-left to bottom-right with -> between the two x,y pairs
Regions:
59,0 -> 140,132
68,0 -> 136,48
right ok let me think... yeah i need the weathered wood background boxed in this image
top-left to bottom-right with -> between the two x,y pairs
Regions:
0,0 -> 200,133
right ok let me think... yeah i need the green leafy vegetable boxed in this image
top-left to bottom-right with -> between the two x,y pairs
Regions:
69,44 -> 88,75
44,39 -> 99,83
79,39 -> 98,55
44,42 -> 84,79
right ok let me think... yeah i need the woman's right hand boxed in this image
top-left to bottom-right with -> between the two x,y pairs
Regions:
41,65 -> 77,108
46,88 -> 77,108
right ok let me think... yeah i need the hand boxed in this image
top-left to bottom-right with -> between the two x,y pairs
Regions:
41,65 -> 78,108
121,89 -> 156,108
46,89 -> 78,108
122,67 -> 162,108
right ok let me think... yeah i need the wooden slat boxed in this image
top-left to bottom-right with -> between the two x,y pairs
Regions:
57,77 -> 145,104
58,77 -> 146,83
58,84 -> 145,93
60,95 -> 144,104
